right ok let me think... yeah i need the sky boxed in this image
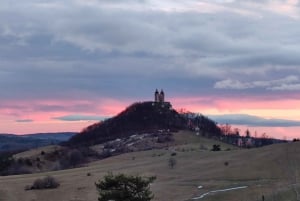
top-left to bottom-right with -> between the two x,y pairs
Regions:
1,0 -> 300,139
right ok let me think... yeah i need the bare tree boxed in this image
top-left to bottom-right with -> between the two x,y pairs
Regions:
233,128 -> 240,136
168,157 -> 177,169
245,129 -> 251,138
219,123 -> 232,135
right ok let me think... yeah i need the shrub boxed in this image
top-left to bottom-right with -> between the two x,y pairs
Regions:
27,176 -> 60,190
211,144 -> 221,151
224,161 -> 229,166
170,152 -> 177,156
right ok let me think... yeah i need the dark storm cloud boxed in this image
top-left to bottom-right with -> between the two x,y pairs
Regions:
1,0 -> 300,103
208,114 -> 300,127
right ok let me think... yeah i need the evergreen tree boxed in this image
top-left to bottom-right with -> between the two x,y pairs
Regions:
95,173 -> 156,201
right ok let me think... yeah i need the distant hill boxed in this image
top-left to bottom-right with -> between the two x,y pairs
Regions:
67,101 -> 222,146
0,132 -> 76,152
21,132 -> 76,141
67,102 -> 187,146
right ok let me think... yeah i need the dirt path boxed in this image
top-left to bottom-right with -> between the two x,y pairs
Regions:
192,186 -> 248,200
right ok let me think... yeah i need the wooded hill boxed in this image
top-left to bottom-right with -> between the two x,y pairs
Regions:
67,102 -> 221,146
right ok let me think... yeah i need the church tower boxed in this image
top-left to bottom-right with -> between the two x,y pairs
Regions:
154,89 -> 160,102
159,89 -> 165,102
154,89 -> 165,103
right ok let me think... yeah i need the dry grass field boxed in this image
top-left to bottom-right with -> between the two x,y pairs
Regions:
0,131 -> 299,201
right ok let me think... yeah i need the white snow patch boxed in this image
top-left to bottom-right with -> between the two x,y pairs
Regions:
127,143 -> 134,147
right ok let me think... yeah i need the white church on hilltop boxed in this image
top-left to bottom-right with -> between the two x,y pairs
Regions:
154,89 -> 165,103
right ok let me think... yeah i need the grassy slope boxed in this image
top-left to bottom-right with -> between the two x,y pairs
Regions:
0,132 -> 299,201
14,145 -> 62,159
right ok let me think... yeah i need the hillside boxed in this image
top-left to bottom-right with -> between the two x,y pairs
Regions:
67,102 -> 188,146
3,131 -> 235,174
0,131 -> 230,175
0,139 -> 299,201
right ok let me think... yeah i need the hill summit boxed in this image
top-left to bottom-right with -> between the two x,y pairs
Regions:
67,101 -> 187,146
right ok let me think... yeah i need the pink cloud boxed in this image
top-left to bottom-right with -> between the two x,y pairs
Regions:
0,97 -> 131,134
170,95 -> 300,117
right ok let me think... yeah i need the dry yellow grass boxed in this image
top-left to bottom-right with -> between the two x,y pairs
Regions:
1,132 -> 299,201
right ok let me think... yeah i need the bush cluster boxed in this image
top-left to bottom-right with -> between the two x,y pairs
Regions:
211,144 -> 221,151
25,176 -> 60,190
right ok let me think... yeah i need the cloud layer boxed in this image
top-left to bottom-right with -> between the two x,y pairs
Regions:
208,114 -> 300,127
2,0 -> 300,101
1,0 -> 300,136
214,75 -> 300,90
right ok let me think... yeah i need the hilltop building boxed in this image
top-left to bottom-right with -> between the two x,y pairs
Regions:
155,89 -> 165,103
